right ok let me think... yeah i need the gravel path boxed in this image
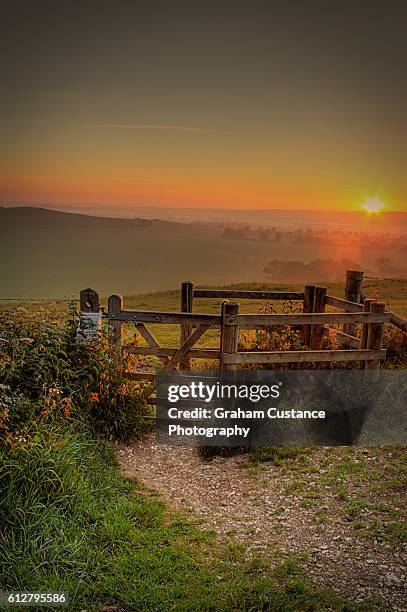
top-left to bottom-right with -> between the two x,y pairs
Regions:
117,435 -> 407,610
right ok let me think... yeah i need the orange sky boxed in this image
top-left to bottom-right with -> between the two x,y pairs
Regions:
1,2 -> 406,212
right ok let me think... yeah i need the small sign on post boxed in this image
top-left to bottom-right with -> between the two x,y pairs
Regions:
77,288 -> 101,345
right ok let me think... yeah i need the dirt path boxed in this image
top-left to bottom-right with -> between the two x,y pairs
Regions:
117,435 -> 406,610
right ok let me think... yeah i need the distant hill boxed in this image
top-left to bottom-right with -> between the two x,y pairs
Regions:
1,206 -> 406,299
0,206 -> 156,231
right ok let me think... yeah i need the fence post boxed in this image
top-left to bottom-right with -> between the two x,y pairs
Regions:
80,288 -> 99,313
344,270 -> 364,336
220,301 -> 239,372
311,286 -> 327,350
78,288 -> 101,344
180,281 -> 194,369
302,285 -> 315,347
360,298 -> 376,349
108,294 -> 123,359
366,301 -> 386,371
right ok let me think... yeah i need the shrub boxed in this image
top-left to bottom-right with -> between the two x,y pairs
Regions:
383,327 -> 407,369
0,306 -> 152,442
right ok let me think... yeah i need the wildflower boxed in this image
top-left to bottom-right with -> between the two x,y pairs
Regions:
61,397 -> 72,416
90,392 -> 99,402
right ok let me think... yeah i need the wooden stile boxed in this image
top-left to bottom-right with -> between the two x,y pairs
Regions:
82,267 -> 404,385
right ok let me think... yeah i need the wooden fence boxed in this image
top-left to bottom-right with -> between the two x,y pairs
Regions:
78,270 -> 407,389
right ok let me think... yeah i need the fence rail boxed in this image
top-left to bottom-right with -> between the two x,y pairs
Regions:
222,349 -> 387,365
224,312 -> 390,327
109,310 -> 221,326
326,294 -> 407,334
193,289 -> 304,300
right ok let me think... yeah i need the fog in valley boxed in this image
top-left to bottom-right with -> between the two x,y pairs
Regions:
1,206 -> 406,298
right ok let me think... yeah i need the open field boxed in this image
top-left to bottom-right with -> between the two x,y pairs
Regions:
1,278 -> 406,315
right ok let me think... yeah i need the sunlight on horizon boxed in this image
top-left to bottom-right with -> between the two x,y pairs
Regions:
361,197 -> 385,214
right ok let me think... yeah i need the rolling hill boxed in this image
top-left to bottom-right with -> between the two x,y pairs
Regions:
1,206 -> 406,299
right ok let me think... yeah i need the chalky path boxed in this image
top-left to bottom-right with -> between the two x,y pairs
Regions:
118,435 -> 406,611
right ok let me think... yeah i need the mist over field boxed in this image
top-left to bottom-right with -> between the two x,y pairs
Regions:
1,206 -> 406,298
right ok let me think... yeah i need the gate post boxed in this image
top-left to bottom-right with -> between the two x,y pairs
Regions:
302,285 -> 315,347
344,270 -> 364,336
311,286 -> 327,350
80,288 -> 100,313
220,301 -> 239,372
360,298 -> 376,349
108,294 -> 123,360
366,301 -> 386,371
180,281 -> 194,369
78,288 -> 101,344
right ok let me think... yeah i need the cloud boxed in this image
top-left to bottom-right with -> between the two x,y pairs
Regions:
1,119 -> 215,133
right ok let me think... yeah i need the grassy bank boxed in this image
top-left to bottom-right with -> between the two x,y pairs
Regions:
1,420 -> 369,611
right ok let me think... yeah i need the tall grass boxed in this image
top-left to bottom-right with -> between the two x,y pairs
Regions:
1,419 -> 362,610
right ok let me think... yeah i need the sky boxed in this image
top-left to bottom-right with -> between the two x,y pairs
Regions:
1,0 -> 406,212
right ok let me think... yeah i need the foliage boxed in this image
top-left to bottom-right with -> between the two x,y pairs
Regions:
0,306 -> 152,442
383,327 -> 407,369
239,301 -> 304,369
238,300 -> 347,370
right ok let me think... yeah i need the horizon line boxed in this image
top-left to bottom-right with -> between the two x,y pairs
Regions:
1,203 -> 406,216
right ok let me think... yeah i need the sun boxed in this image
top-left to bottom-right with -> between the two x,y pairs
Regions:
362,197 -> 385,214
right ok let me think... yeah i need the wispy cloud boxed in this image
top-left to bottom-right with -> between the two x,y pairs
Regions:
1,119 -> 216,133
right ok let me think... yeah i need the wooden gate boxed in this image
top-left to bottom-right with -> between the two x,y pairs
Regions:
78,269 -> 407,394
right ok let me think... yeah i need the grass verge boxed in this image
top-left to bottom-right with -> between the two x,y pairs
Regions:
0,421 -> 378,611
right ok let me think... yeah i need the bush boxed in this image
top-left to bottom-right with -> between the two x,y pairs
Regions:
383,327 -> 407,369
0,306 -> 152,442
238,300 -> 364,370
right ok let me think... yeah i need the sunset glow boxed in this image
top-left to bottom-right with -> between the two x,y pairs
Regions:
362,197 -> 385,214
0,4 -> 406,213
